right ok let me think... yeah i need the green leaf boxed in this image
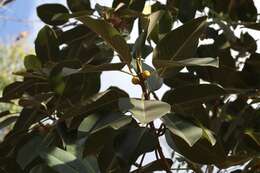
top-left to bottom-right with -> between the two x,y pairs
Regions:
165,130 -> 226,165
51,11 -> 93,22
17,133 -> 58,170
1,81 -> 32,100
35,26 -> 60,63
154,57 -> 219,69
80,63 -> 126,73
24,55 -> 42,71
164,72 -> 199,88
129,44 -> 153,59
202,127 -> 216,146
162,114 -> 203,146
159,10 -> 173,34
0,116 -> 17,130
67,0 -> 91,12
79,16 -> 132,65
17,136 -> 44,169
244,22 -> 260,30
147,10 -> 164,39
63,87 -> 128,119
143,63 -> 163,91
162,84 -> 226,109
153,16 -> 207,77
78,112 -> 132,134
132,32 -> 147,59
119,98 -> 171,124
58,63 -> 126,77
175,0 -> 198,23
37,4 -> 69,25
13,108 -> 46,132
40,147 -> 97,173
114,127 -> 157,164
97,143 -> 125,173
244,129 -> 260,146
0,110 -> 11,118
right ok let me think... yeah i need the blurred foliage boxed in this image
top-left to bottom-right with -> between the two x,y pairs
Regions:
0,34 -> 30,139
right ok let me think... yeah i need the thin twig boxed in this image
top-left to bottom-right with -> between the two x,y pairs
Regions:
138,153 -> 146,171
120,70 -> 134,76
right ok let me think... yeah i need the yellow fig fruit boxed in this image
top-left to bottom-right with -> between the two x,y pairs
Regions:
141,70 -> 151,79
131,76 -> 140,85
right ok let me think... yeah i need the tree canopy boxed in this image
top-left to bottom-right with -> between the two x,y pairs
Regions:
0,0 -> 260,173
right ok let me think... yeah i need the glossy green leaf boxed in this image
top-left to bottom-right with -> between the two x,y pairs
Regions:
17,136 -> 44,169
143,63 -> 163,92
132,32 -> 147,59
162,84 -> 226,108
162,114 -> 203,146
119,98 -> 171,124
58,63 -> 126,77
164,72 -> 199,88
63,87 -> 128,119
67,0 -> 91,12
114,127 -> 157,164
35,26 -> 59,63
80,63 -> 126,73
78,112 -> 132,134
40,147 -> 97,173
79,16 -> 132,65
147,10 -> 164,38
159,10 -> 173,34
1,81 -> 32,100
83,127 -> 119,156
165,130 -> 226,165
37,4 -> 69,25
153,16 -> 207,77
24,55 -> 42,71
154,57 -> 219,69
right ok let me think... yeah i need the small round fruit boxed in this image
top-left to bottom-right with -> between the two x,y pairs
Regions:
141,70 -> 151,79
132,76 -> 140,85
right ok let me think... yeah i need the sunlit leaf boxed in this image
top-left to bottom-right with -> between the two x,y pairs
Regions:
24,55 -> 42,71
119,98 -> 171,124
162,114 -> 203,146
40,147 -> 97,173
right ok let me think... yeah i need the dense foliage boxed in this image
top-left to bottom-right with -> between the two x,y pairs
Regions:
0,0 -> 260,172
